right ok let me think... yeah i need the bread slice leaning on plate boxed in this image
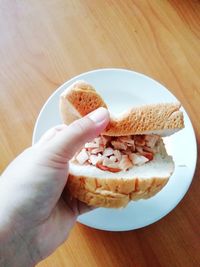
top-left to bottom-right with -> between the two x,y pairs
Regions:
59,81 -> 184,208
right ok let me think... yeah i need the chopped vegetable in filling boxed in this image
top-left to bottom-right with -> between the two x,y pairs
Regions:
74,135 -> 160,173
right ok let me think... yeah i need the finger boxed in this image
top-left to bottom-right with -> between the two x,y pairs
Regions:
45,107 -> 109,160
77,200 -> 95,215
37,124 -> 68,145
62,191 -> 95,216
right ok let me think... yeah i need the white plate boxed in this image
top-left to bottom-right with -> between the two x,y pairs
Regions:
33,68 -> 197,231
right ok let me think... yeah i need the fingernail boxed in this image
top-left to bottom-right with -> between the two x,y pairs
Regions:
87,107 -> 109,124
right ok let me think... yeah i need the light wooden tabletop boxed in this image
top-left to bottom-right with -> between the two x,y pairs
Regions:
1,1 -> 200,266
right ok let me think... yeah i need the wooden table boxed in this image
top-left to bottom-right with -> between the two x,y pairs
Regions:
1,1 -> 200,266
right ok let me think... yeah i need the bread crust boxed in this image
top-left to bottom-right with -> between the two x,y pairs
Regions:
67,174 -> 169,208
60,80 -> 107,125
105,103 -> 183,136
60,80 -> 184,136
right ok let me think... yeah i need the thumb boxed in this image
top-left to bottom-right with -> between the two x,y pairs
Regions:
45,107 -> 109,160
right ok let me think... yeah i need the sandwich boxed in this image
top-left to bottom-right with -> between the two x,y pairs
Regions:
59,81 -> 184,208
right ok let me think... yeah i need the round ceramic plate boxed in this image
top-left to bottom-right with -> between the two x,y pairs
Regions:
32,68 -> 197,231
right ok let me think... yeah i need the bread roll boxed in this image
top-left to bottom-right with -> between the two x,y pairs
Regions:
60,80 -> 184,208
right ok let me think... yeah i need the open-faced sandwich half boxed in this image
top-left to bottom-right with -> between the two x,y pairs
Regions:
59,81 -> 184,208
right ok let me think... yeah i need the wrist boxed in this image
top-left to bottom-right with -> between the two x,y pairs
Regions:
0,221 -> 40,267
0,193 -> 40,267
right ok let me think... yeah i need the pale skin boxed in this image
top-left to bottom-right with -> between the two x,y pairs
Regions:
0,107 -> 109,267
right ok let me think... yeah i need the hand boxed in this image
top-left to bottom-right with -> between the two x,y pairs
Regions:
0,107 -> 109,267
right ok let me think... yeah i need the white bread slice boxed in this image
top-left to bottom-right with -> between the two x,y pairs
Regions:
59,80 -> 183,208
66,140 -> 174,208
68,156 -> 173,208
60,81 -> 184,136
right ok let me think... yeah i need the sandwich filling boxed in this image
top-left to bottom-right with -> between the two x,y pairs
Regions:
74,134 -> 163,173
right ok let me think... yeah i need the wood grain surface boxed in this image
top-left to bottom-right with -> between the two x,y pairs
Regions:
0,0 -> 200,266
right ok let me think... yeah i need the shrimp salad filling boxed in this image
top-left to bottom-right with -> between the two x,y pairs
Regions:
74,135 -> 162,173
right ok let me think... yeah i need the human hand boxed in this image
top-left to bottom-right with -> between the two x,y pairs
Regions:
0,107 -> 109,267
